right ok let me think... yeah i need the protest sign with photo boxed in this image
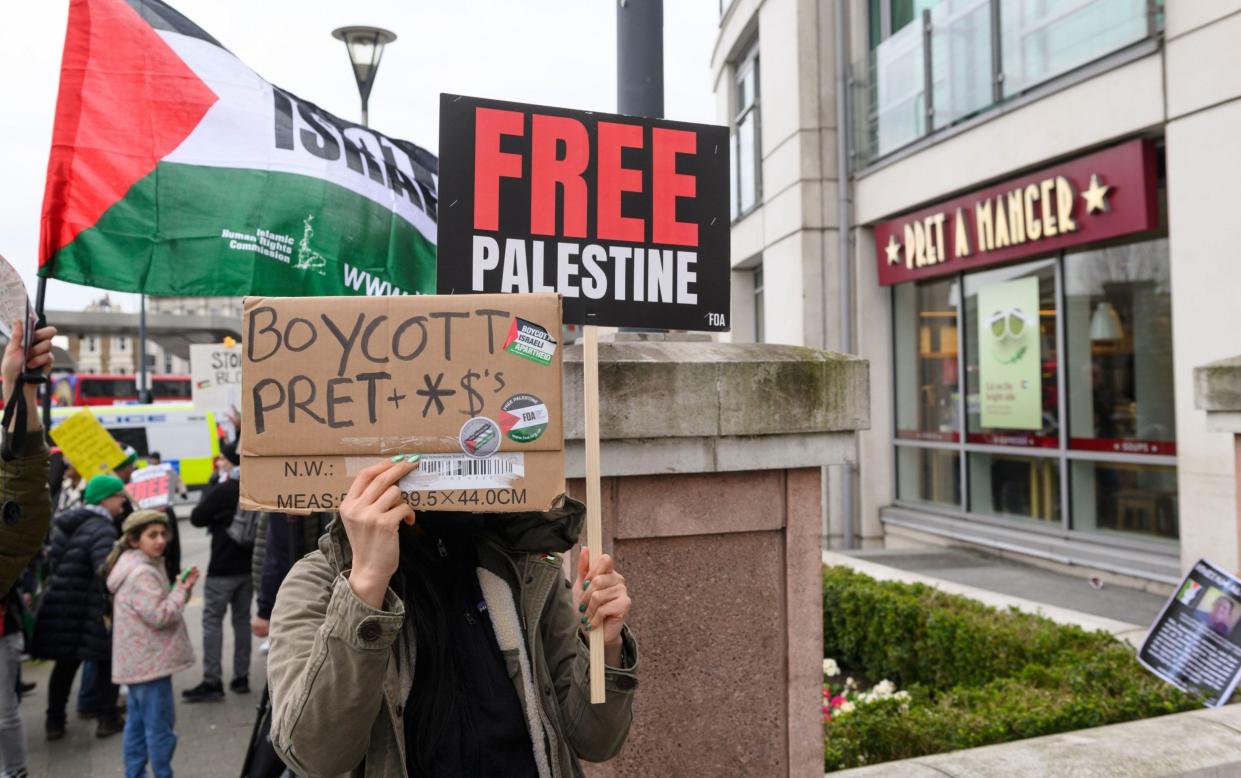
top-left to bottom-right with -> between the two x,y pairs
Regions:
239,293 -> 565,513
49,408 -> 127,478
128,463 -> 174,509
437,94 -> 730,332
1139,558 -> 1241,706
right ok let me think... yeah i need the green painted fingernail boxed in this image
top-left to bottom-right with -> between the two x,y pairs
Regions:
578,603 -> 587,613
391,455 -> 404,462
405,454 -> 421,463
583,579 -> 590,591
580,615 -> 587,624
585,623 -> 593,632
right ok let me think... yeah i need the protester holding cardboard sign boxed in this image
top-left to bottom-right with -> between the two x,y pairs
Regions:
267,459 -> 638,777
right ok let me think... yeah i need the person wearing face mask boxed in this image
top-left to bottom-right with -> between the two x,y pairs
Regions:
105,510 -> 199,778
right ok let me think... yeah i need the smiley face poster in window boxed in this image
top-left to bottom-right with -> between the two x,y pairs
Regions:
978,276 -> 1041,429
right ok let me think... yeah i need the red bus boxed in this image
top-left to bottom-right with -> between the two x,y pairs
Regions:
49,374 -> 191,406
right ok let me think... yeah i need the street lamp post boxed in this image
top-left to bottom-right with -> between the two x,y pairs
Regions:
331,26 -> 397,128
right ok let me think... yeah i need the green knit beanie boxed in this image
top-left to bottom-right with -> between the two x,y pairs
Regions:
84,474 -> 126,505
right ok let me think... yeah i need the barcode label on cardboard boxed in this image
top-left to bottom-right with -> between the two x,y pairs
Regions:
400,453 -> 525,490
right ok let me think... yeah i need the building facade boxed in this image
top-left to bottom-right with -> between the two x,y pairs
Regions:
714,1 -> 1236,585
69,295 -> 135,374
61,295 -> 242,375
146,296 -> 243,374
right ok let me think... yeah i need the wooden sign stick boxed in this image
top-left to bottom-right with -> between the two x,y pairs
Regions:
582,325 -> 606,704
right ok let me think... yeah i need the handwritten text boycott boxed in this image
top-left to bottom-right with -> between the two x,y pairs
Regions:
240,294 -> 563,457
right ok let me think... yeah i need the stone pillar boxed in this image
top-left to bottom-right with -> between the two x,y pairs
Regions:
1196,356 -> 1241,567
563,339 -> 869,777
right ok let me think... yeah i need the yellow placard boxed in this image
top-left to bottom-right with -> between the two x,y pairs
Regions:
50,409 -> 126,478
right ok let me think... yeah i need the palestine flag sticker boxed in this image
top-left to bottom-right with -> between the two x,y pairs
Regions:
499,394 -> 550,443
503,318 -> 557,366
459,417 -> 502,458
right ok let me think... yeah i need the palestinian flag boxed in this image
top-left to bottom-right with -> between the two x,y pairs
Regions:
39,0 -> 437,298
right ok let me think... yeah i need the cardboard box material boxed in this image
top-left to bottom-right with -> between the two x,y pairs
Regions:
239,293 -> 565,513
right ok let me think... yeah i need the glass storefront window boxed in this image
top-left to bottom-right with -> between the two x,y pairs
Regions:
1070,461 -> 1178,541
964,258 -> 1058,447
1065,240 -> 1175,454
968,452 -> 1060,523
894,278 -> 960,441
891,238 -> 1177,547
897,447 -> 961,507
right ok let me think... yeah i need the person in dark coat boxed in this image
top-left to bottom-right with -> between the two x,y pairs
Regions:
31,474 -> 128,740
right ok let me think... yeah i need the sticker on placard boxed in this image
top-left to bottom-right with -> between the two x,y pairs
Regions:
503,317 -> 557,366
499,394 -> 549,443
459,417 -> 502,458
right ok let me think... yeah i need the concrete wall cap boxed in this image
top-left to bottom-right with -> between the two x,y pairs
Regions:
564,341 -> 866,366
562,341 -> 870,440
1194,355 -> 1241,412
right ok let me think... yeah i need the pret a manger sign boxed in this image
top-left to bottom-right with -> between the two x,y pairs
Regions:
438,94 -> 730,331
874,139 -> 1159,286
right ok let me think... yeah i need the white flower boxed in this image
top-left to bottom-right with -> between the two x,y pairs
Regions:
837,700 -> 856,714
873,680 -> 896,698
823,658 -> 840,677
845,677 -> 858,691
894,690 -> 911,702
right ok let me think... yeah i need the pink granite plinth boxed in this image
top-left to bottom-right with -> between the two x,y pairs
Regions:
569,468 -> 823,777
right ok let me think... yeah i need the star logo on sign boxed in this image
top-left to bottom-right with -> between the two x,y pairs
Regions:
884,234 -> 902,265
1081,174 -> 1111,214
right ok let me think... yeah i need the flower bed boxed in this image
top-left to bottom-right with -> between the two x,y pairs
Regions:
822,566 -> 1199,772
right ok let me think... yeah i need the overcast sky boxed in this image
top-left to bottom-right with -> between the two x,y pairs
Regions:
0,0 -> 719,313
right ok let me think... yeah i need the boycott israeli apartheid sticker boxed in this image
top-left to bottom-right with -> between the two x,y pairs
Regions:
504,317 -> 556,366
500,394 -> 549,443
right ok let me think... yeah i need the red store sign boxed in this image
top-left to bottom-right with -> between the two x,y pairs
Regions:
874,139 -> 1159,286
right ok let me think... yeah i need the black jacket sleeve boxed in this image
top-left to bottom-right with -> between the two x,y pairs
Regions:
190,479 -> 239,530
257,514 -> 293,620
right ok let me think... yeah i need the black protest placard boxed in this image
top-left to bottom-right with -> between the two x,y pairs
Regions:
1139,558 -> 1241,706
437,94 -> 730,332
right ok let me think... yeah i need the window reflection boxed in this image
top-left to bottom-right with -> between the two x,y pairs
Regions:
895,278 -> 960,441
1065,240 -> 1175,454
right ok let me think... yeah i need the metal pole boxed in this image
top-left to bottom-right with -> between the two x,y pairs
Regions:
361,97 -> 369,129
835,0 -> 857,550
138,293 -> 151,404
617,0 -> 664,118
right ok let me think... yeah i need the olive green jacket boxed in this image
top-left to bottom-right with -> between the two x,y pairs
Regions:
267,498 -> 639,778
0,431 -> 51,598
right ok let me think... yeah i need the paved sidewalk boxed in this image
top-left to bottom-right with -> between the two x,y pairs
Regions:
824,546 -> 1169,646
18,508 -> 267,777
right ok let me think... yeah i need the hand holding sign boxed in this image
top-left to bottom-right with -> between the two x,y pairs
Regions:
2,318 -> 57,430
574,547 -> 630,667
340,459 -> 419,609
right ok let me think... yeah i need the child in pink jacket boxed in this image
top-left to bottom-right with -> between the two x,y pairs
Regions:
105,510 -> 199,778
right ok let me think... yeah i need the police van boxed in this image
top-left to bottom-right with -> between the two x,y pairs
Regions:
50,403 -> 221,487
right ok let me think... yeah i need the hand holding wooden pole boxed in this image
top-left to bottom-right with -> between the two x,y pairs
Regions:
583,325 -> 606,704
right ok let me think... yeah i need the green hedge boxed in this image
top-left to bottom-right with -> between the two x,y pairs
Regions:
822,566 -> 1199,772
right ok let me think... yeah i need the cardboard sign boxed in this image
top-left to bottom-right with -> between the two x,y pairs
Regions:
129,464 -> 173,509
437,94 -> 730,332
239,293 -> 565,513
49,408 -> 127,478
191,343 -> 242,416
1140,559 -> 1241,706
